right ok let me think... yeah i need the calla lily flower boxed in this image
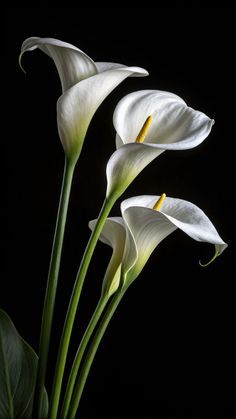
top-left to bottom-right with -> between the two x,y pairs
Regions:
106,90 -> 214,198
20,37 -> 148,161
89,195 -> 227,295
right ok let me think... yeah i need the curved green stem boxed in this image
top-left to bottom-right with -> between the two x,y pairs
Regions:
60,295 -> 109,419
49,195 -> 116,419
68,289 -> 126,419
32,156 -> 76,419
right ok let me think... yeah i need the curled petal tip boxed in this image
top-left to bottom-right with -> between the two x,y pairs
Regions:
18,52 -> 26,74
199,250 -> 220,267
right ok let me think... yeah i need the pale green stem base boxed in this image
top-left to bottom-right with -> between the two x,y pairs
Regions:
68,289 -> 126,419
32,156 -> 75,419
49,196 -> 115,419
60,295 -> 109,419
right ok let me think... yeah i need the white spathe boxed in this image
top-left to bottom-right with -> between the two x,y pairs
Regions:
89,217 -> 126,297
106,90 -> 214,198
90,195 -> 227,294
21,37 -> 148,160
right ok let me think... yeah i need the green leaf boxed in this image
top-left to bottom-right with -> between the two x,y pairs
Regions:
0,309 -> 48,419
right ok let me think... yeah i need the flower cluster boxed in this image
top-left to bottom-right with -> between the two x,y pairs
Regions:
90,195 -> 227,297
0,37 -> 227,419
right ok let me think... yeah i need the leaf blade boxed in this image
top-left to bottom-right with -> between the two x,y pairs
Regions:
0,309 -> 48,419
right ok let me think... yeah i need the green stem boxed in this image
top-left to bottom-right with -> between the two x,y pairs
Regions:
60,295 -> 109,419
49,195 -> 115,419
32,156 -> 75,419
68,289 -> 126,419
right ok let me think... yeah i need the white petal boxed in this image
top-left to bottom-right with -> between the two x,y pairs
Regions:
161,198 -> 227,254
121,195 -> 158,213
21,37 -> 98,92
121,195 -> 227,282
122,205 -> 177,281
113,90 -> 214,149
96,62 -> 148,76
106,144 -> 164,199
95,62 -> 124,72
89,217 -> 126,296
125,195 -> 226,248
113,90 -> 185,143
57,67 -> 148,159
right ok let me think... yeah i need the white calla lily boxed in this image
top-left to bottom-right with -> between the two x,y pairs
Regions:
21,37 -> 148,161
90,195 -> 227,294
106,90 -> 214,198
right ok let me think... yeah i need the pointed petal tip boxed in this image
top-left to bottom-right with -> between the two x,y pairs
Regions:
137,67 -> 149,77
125,66 -> 149,77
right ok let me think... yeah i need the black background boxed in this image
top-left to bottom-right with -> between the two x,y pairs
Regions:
3,3 -> 235,418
